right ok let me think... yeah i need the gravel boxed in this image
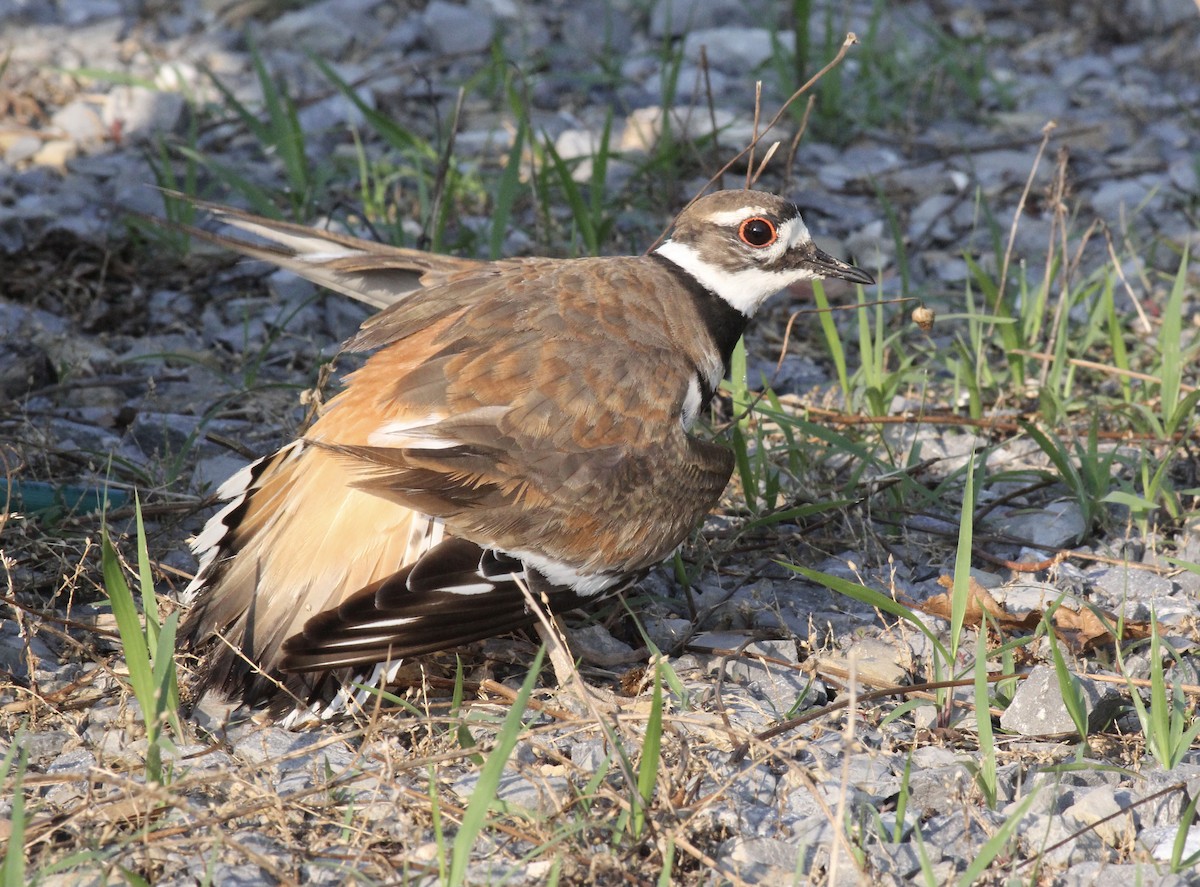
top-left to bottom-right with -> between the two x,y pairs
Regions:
2,0 -> 1199,883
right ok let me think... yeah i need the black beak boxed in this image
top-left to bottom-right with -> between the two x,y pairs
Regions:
805,245 -> 875,286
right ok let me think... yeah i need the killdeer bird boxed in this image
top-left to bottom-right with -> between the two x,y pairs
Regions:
176,189 -> 873,715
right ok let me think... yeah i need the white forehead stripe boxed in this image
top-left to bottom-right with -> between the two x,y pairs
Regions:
703,206 -> 773,226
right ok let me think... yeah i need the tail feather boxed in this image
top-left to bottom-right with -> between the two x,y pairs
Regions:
157,191 -> 484,309
180,440 -> 437,701
278,537 -> 596,673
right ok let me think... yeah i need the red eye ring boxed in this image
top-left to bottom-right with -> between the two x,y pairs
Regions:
738,217 -> 777,248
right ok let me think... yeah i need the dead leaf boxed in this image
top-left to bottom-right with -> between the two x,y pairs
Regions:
915,575 -> 1153,654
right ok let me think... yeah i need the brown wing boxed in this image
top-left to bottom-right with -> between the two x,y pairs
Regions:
307,255 -> 734,575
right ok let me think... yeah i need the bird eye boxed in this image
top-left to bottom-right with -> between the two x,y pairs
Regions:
738,217 -> 777,248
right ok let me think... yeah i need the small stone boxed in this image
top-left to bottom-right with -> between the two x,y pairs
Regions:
50,101 -> 107,147
553,129 -> 602,182
262,0 -> 372,56
130,411 -> 202,456
845,220 -> 892,270
1063,786 -> 1135,848
1142,824 -> 1200,862
1090,177 -> 1163,221
649,0 -> 747,37
999,663 -> 1124,736
1090,566 -> 1174,602
719,835 -> 802,883
1021,812 -> 1111,867
986,500 -> 1088,548
0,340 -> 55,398
908,193 -> 958,243
4,134 -> 41,165
563,623 -> 639,666
46,749 -> 96,775
422,0 -> 497,55
103,87 -> 185,142
816,637 -> 910,688
452,770 -> 569,815
681,28 -> 791,72
60,0 -> 122,25
1058,861 -> 1191,887
33,139 -> 78,169
643,617 -> 692,650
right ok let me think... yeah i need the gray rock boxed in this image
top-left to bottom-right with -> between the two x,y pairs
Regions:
20,730 -> 75,765
452,770 -> 570,815
908,193 -> 959,244
0,340 -> 55,398
904,763 -> 974,815
561,0 -> 634,55
719,638 -> 820,716
569,739 -> 608,771
50,100 -> 107,147
1090,176 -> 1165,221
986,500 -> 1088,548
1058,861 -> 1190,887
1063,785 -> 1135,848
61,0 -> 123,26
1000,663 -> 1124,736
1140,824 -> 1200,862
643,617 -> 692,651
130,411 -> 201,456
965,148 -> 1050,191
563,623 -> 640,666
718,835 -> 802,884
1020,812 -> 1112,867
681,28 -> 791,72
922,811 -> 1003,871
103,87 -> 185,142
1090,565 -> 1175,602
192,453 -> 248,493
46,748 -> 96,774
262,0 -> 374,56
4,134 -> 41,165
650,0 -> 749,37
422,0 -> 497,55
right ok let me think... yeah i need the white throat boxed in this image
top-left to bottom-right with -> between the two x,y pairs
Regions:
654,217 -> 819,316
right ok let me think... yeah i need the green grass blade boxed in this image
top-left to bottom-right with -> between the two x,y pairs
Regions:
1171,791 -> 1200,871
633,662 -> 664,837
0,737 -> 27,887
1158,247 -> 1189,426
135,493 -> 159,642
812,280 -> 850,403
102,528 -> 156,720
949,451 -> 980,662
786,565 -> 950,664
955,787 -> 1039,886
543,136 -> 598,255
448,646 -> 545,887
973,627 -> 997,806
1045,609 -> 1088,740
489,119 -> 528,259
153,610 -> 182,742
313,56 -> 437,158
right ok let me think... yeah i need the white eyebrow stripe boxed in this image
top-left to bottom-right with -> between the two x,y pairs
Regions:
703,206 -> 772,226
